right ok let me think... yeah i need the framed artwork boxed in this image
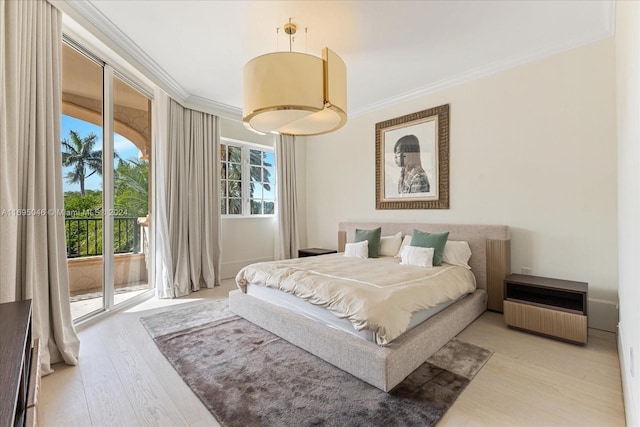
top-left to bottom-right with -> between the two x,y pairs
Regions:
375,104 -> 449,209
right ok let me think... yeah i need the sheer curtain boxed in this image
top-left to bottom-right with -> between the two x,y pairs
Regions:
275,134 -> 300,260
151,89 -> 221,298
0,0 -> 79,374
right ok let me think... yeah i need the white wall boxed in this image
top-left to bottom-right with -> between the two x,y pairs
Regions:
305,38 -> 618,328
616,1 -> 640,425
219,118 -> 276,279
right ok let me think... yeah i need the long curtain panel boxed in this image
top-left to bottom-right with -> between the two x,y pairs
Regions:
0,0 -> 79,374
275,134 -> 300,260
150,88 -> 174,297
151,91 -> 220,298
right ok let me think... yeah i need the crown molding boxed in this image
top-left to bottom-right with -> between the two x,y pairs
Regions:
184,95 -> 242,121
352,1 -> 616,117
61,0 -> 243,116
62,0 -> 190,102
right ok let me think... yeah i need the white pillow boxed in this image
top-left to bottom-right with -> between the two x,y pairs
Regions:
442,241 -> 472,269
400,245 -> 434,267
379,232 -> 403,257
395,235 -> 412,257
344,240 -> 369,259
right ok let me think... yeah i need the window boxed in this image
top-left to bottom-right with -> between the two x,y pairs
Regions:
221,139 -> 275,216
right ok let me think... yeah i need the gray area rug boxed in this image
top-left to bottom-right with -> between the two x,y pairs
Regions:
141,300 -> 492,427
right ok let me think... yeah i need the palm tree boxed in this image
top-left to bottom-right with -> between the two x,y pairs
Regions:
249,149 -> 273,215
249,148 -> 272,194
61,130 -> 102,196
114,158 -> 149,216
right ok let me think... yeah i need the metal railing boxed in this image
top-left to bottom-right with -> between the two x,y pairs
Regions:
65,217 -> 140,258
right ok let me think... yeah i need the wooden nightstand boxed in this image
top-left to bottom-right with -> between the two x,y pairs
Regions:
298,248 -> 337,258
503,274 -> 588,344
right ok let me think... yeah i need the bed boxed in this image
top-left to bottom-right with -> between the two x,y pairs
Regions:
229,222 -> 510,391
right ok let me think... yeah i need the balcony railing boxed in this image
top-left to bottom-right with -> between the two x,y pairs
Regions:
65,217 -> 141,258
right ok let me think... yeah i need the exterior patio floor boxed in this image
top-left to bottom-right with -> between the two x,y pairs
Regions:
70,284 -> 151,320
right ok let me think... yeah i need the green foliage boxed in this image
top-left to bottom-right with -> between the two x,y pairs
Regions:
64,190 -> 102,217
63,154 -> 149,257
249,149 -> 273,215
249,149 -> 272,192
114,158 -> 149,217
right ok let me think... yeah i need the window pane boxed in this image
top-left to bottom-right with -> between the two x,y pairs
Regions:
229,198 -> 242,215
220,198 -> 227,215
251,200 -> 261,215
220,182 -> 227,198
250,166 -> 262,182
112,75 -> 151,307
265,166 -> 274,182
263,185 -> 275,199
264,201 -> 275,215
251,182 -> 263,200
228,180 -> 241,198
263,163 -> 273,187
228,163 -> 241,180
264,151 -> 275,166
221,145 -> 227,164
249,148 -> 273,216
228,146 -> 241,162
250,149 -> 261,165
62,43 -> 105,321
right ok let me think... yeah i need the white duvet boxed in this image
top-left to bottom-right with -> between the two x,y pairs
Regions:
236,254 -> 476,345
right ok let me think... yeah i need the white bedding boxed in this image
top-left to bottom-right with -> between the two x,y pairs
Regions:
236,254 -> 476,345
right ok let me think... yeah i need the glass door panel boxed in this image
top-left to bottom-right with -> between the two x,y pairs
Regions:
112,76 -> 151,306
61,43 -> 104,321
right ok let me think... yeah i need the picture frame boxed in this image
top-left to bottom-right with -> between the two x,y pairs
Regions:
375,104 -> 449,209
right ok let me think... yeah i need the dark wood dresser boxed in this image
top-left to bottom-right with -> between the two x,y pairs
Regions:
0,300 -> 40,427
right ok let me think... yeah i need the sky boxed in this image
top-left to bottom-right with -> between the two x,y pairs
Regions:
61,115 -> 140,193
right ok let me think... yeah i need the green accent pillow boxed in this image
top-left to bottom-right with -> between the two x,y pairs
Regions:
410,230 -> 449,266
354,227 -> 382,258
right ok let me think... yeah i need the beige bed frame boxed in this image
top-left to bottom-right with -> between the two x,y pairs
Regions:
229,222 -> 510,391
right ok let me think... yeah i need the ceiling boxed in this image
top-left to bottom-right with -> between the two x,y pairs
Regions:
62,0 -> 614,118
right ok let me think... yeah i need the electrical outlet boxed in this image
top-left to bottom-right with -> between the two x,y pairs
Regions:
521,267 -> 532,275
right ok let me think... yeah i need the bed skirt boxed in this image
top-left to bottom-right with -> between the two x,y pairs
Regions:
228,288 -> 487,392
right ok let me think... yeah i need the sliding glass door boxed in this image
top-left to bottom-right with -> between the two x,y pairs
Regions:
62,42 -> 105,320
62,40 -> 152,321
112,75 -> 152,307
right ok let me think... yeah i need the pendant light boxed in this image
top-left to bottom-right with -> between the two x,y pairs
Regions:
242,19 -> 347,136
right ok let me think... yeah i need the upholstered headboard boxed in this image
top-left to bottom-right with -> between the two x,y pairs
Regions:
338,222 -> 511,312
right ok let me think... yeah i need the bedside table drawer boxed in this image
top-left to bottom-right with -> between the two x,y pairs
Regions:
504,300 -> 587,344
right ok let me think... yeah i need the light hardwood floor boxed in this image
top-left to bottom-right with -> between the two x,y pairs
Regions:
40,279 -> 625,427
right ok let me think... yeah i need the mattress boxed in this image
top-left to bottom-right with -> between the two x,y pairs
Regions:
246,282 -> 461,344
236,254 -> 476,344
